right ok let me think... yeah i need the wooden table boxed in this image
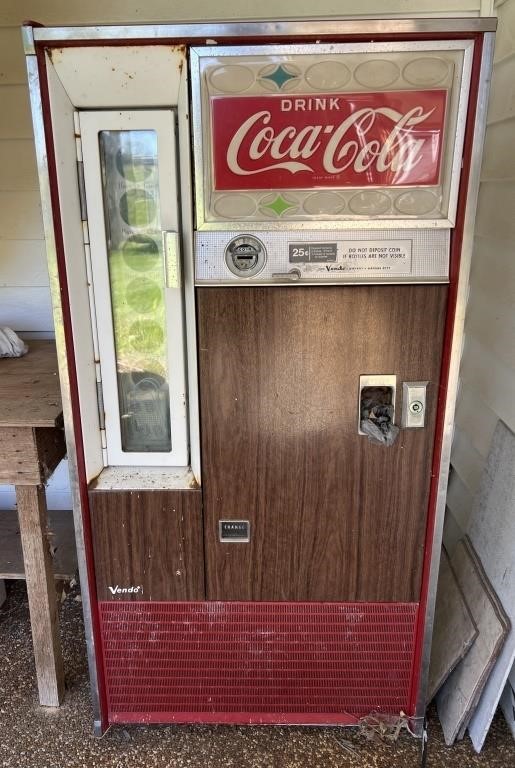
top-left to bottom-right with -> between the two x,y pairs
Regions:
0,340 -> 67,706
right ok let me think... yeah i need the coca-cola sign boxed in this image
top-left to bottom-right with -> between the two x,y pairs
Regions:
211,90 -> 447,190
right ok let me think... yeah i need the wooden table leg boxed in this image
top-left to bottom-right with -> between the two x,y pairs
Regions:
16,485 -> 65,706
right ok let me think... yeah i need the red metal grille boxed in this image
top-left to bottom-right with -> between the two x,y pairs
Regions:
99,601 -> 418,725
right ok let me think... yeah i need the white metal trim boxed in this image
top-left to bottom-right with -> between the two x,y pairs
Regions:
177,68 -> 202,484
79,110 -> 189,467
90,465 -> 198,491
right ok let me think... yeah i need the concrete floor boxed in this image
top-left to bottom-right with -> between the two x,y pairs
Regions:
1,581 -> 514,768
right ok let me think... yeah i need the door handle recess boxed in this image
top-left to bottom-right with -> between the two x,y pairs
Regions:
271,268 -> 301,281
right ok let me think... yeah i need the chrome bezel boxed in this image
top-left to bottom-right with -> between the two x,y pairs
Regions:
190,40 -> 474,231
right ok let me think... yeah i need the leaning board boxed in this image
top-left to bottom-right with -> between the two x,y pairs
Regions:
428,546 -> 478,703
467,421 -> 515,752
500,673 -> 515,740
435,537 -> 510,745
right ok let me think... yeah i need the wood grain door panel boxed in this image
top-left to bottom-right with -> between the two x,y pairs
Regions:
198,285 -> 447,603
89,488 -> 205,601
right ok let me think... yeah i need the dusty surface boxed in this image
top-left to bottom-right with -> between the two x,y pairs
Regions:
1,580 -> 514,768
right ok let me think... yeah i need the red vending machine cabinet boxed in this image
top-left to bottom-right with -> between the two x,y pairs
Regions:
24,18 -> 495,735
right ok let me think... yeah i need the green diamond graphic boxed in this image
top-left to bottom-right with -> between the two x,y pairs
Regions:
262,194 -> 297,217
261,64 -> 298,90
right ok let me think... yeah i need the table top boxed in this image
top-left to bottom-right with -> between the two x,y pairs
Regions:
0,340 -> 63,428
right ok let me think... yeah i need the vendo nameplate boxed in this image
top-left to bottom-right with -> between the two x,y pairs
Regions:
219,520 -> 250,543
289,239 -> 412,275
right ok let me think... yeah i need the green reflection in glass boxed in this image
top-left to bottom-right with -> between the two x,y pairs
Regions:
116,144 -> 154,182
119,189 -> 157,227
128,319 -> 164,353
126,277 -> 162,314
122,235 -> 160,272
99,129 -> 171,453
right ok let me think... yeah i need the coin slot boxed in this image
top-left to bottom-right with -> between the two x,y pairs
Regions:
224,235 -> 267,278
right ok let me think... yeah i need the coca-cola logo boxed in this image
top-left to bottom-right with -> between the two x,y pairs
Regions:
210,90 -> 447,190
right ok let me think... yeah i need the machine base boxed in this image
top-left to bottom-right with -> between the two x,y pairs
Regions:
99,601 -> 418,725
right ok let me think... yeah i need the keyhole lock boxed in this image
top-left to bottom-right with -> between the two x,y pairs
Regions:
402,382 -> 429,428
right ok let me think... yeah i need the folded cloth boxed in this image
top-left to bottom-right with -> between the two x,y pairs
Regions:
0,327 -> 28,358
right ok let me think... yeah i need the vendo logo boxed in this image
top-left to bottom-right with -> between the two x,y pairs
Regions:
211,90 -> 447,191
108,585 -> 143,596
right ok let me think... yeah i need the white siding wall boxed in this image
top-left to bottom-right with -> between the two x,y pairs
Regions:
0,0 -> 493,511
445,0 -> 515,551
0,24 -> 51,338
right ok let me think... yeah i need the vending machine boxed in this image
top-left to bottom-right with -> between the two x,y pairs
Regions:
24,17 -> 495,735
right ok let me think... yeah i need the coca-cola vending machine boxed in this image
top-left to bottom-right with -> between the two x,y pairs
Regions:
25,17 -> 494,737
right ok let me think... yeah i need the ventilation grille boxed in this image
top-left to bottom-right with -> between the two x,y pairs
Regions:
100,601 -> 418,724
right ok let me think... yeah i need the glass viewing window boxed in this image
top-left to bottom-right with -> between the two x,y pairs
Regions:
99,130 -> 172,453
